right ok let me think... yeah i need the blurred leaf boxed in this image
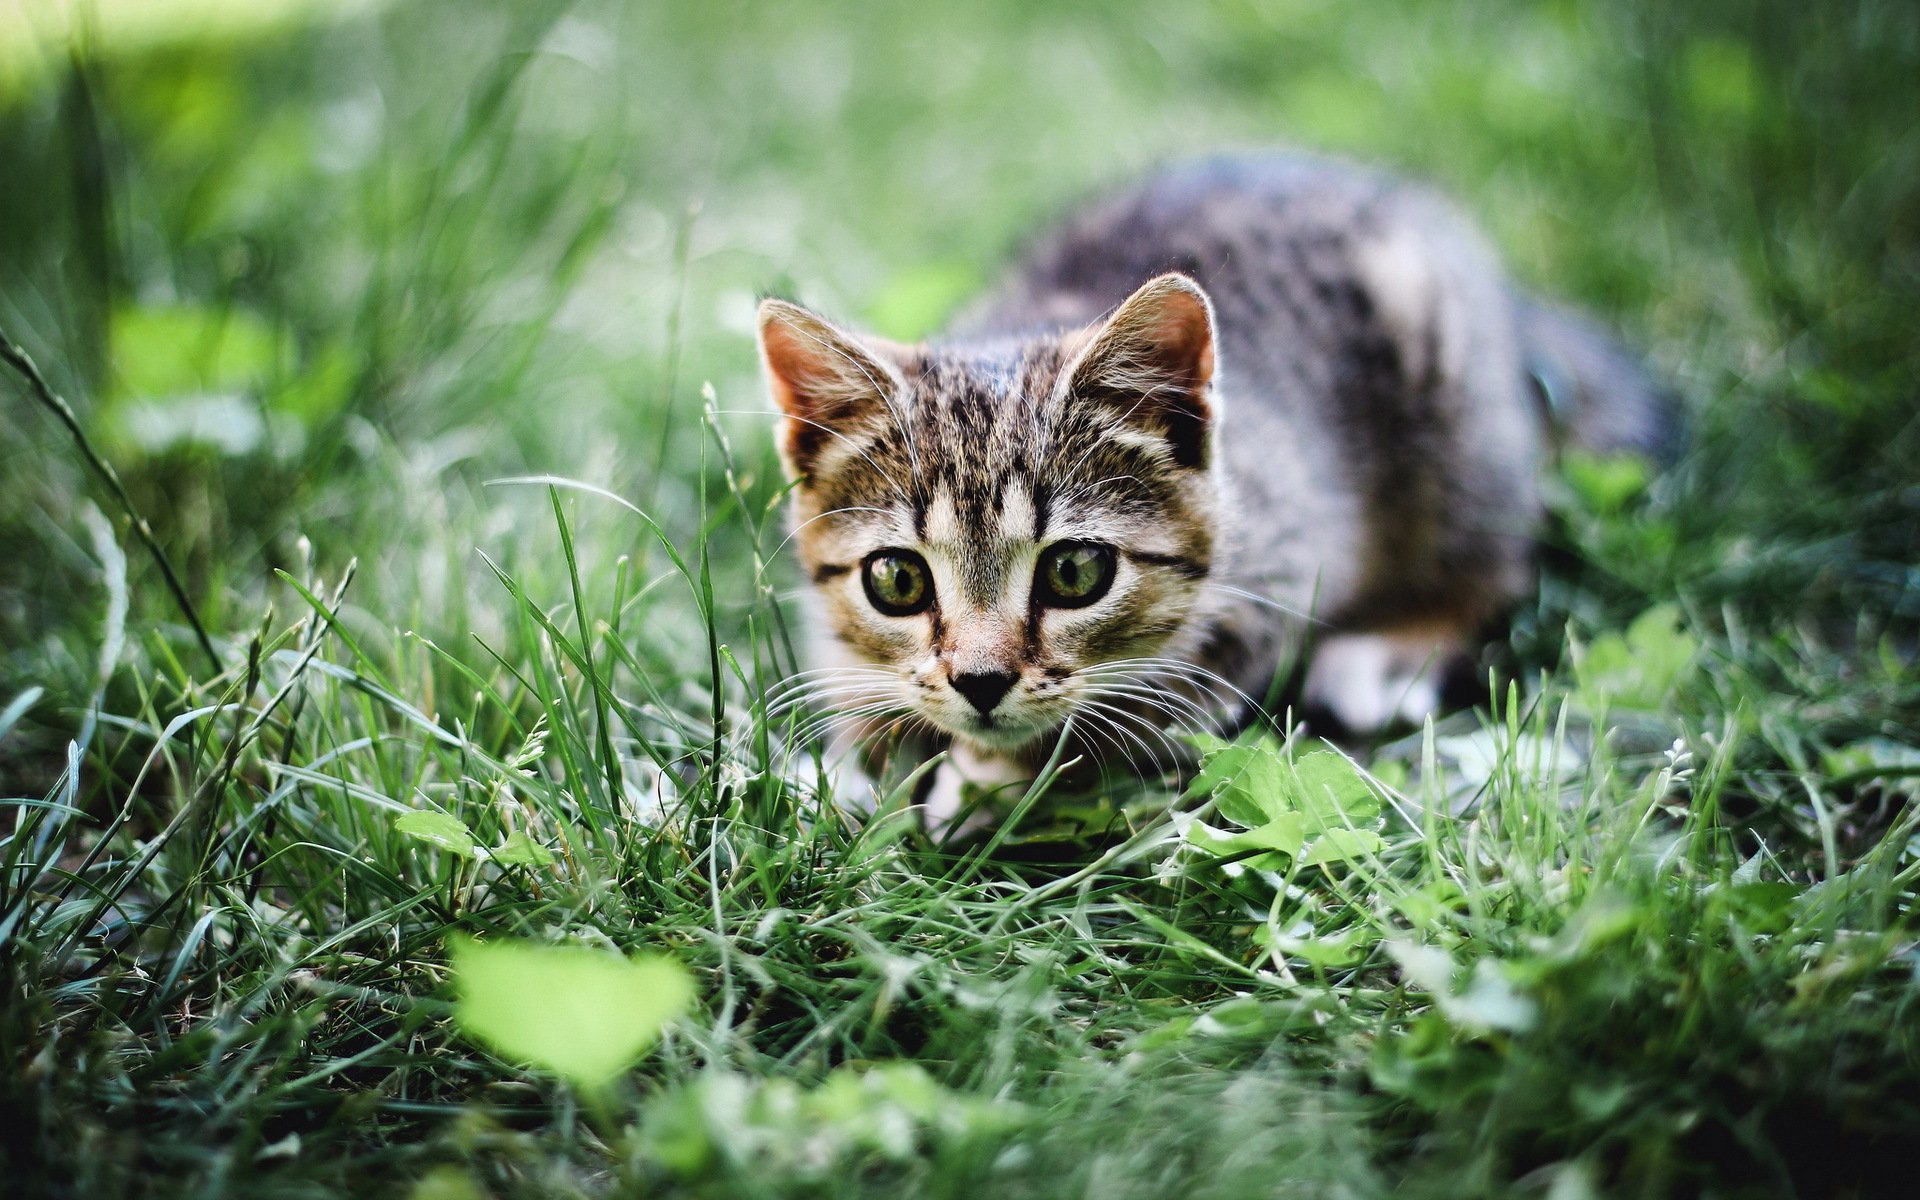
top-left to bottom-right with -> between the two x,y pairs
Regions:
115,393 -> 270,456
271,343 -> 358,424
452,937 -> 694,1090
104,303 -> 352,453
0,686 -> 46,744
1434,729 -> 1587,789
1822,737 -> 1920,799
491,831 -> 555,868
1391,880 -> 1468,929
1441,961 -> 1538,1034
1386,940 -> 1456,995
1685,37 -> 1758,120
1561,451 -> 1649,516
1391,943 -> 1537,1034
1719,882 -> 1801,934
408,1167 -> 482,1200
1574,603 -> 1697,709
1,0 -> 384,92
394,810 -> 477,858
110,303 -> 285,403
1269,925 -> 1372,968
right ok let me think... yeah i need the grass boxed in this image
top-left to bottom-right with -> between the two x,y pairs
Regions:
2,0 -> 1918,1196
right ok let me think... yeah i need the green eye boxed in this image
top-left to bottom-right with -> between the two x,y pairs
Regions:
1036,542 -> 1117,608
862,550 -> 933,616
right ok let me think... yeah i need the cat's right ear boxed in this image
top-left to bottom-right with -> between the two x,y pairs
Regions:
1062,273 -> 1217,470
757,299 -> 909,479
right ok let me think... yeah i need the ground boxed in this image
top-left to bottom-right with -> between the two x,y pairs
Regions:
1,1 -> 1917,1197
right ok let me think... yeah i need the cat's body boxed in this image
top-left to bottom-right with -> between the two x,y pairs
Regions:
758,154 -> 1668,826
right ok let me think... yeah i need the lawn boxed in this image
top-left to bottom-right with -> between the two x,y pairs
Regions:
2,1 -> 1917,1196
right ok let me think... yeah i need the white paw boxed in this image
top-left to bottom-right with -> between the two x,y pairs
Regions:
1304,632 -> 1452,734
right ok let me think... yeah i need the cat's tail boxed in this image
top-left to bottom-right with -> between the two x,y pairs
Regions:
1516,296 -> 1680,461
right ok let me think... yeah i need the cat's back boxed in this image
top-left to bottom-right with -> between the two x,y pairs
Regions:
956,153 -> 1491,356
957,151 -> 1543,636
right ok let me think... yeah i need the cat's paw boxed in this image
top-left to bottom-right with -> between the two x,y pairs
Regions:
1303,631 -> 1454,735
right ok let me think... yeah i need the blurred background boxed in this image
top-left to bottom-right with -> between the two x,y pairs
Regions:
2,0 -> 1917,777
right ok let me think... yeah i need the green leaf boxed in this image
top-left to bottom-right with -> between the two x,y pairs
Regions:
1822,737 -> 1920,797
1290,749 -> 1382,830
394,810 -> 477,858
1270,925 -> 1372,967
109,303 -> 285,404
1685,37 -> 1759,119
1186,811 -> 1308,861
491,831 -> 555,868
1391,880 -> 1467,928
1179,731 -> 1243,797
408,1167 -> 483,1200
1562,451 -> 1649,515
451,937 -> 694,1090
1575,603 -> 1697,709
1298,827 -> 1386,867
1186,740 -> 1383,872
1204,740 -> 1290,827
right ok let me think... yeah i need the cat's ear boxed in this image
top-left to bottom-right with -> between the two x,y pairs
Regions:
1064,273 -> 1217,469
757,299 -> 913,479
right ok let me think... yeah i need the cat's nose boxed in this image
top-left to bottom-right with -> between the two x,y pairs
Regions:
950,670 -> 1018,715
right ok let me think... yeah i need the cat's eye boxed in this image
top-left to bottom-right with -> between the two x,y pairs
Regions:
861,549 -> 933,616
1035,541 -> 1117,608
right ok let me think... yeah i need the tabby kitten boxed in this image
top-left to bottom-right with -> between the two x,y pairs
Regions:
758,154 -> 1668,826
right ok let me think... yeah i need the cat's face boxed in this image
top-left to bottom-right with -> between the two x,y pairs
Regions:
759,274 -> 1220,755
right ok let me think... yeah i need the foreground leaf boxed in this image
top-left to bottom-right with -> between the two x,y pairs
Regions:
394,810 -> 477,858
451,938 -> 695,1089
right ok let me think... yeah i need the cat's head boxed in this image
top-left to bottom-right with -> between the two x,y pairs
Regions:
758,273 -> 1221,755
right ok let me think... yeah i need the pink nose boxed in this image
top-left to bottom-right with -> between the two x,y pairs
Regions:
950,670 -> 1018,714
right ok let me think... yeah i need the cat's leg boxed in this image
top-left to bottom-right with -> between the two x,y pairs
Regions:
1303,624 -> 1465,735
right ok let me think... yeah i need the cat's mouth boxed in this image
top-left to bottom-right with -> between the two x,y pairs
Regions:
927,702 -> 1072,752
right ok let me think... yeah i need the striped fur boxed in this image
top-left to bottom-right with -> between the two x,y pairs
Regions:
759,153 -> 1668,811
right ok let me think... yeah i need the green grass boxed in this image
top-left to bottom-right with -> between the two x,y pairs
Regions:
2,1 -> 1918,1196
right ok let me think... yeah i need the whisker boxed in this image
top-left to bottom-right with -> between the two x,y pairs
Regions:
1081,684 -> 1218,737
1204,581 -> 1325,627
762,505 -> 899,569
1072,705 -> 1150,781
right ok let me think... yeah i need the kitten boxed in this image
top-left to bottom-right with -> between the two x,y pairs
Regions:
757,153 -> 1669,828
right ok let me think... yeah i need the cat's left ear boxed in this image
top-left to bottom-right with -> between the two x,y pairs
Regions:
757,299 -> 915,480
1063,273 -> 1217,469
